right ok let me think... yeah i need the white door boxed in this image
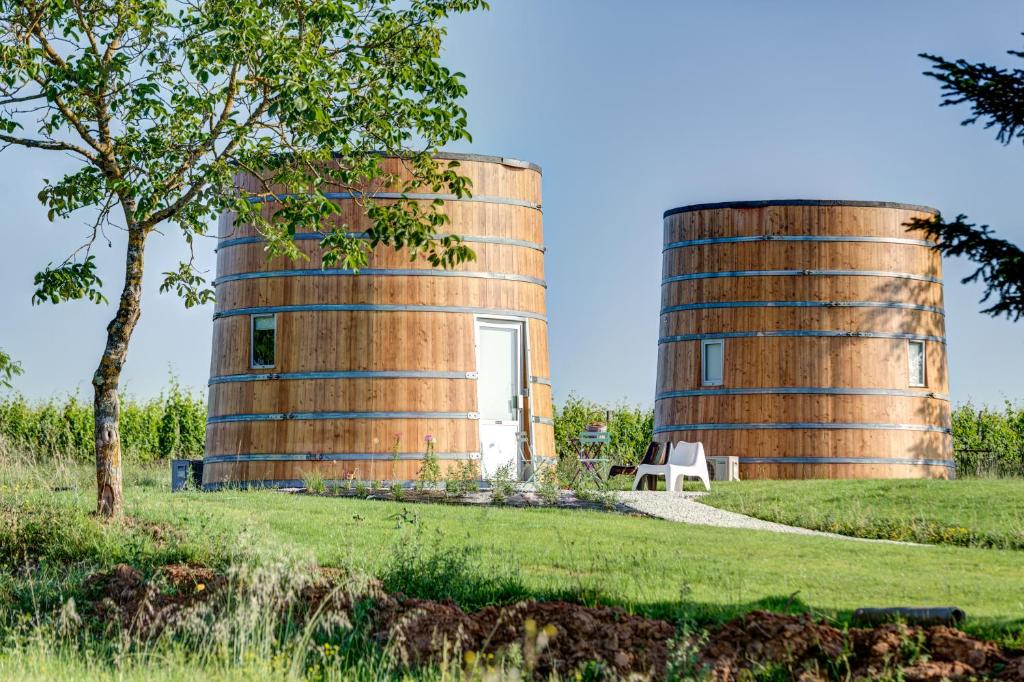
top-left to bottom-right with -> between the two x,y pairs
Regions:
476,319 -> 523,479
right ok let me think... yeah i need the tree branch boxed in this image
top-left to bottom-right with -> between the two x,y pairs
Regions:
0,132 -> 97,161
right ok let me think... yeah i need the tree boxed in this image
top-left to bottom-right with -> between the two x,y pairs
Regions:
0,349 -> 21,389
909,42 -> 1024,321
0,0 -> 485,517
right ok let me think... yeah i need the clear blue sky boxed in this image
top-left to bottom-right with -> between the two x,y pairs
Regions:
3,0 -> 1023,408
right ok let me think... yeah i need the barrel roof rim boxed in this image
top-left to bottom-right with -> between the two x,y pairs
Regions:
663,200 -> 939,217
322,150 -> 542,173
431,151 -> 541,173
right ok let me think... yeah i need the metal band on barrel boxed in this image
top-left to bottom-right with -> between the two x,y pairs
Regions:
658,330 -> 945,344
733,456 -> 954,469
214,268 -> 545,288
662,269 -> 942,284
217,232 -> 545,252
660,301 -> 944,315
208,410 -> 479,424
213,304 -> 547,321
204,452 -> 479,464
247,191 -> 541,210
654,422 -> 950,434
656,387 -> 949,400
209,370 -> 476,385
663,235 -> 937,250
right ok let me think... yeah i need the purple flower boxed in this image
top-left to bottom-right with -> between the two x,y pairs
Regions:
424,434 -> 435,443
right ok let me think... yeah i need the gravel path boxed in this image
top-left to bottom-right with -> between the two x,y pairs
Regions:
615,491 -> 914,544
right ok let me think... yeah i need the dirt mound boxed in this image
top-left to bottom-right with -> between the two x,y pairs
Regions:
374,596 -> 675,677
85,563 -> 224,635
702,611 -> 1024,681
83,565 -> 1024,680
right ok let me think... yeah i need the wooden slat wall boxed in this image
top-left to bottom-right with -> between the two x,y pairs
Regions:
204,157 -> 552,487
656,203 -> 953,479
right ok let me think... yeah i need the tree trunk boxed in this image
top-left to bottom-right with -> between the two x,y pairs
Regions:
93,226 -> 147,518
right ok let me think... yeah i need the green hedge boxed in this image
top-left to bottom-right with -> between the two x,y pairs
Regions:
551,397 -> 1024,476
0,378 -> 205,463
3,377 -> 1021,477
553,393 -> 653,464
951,402 -> 1024,477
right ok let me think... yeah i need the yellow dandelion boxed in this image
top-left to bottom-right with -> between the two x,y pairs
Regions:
195,583 -> 206,592
464,651 -> 477,666
524,618 -> 537,635
543,623 -> 558,637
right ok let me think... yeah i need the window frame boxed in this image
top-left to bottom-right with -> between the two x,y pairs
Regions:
701,338 -> 725,387
907,339 -> 926,387
250,313 -> 277,369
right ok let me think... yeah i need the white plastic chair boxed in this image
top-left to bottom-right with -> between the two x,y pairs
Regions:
632,441 -> 711,492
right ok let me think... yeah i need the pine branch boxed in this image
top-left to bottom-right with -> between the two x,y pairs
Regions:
908,215 -> 1024,320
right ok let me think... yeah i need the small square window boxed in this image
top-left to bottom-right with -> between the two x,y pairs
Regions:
908,340 -> 926,387
702,339 -> 724,386
251,314 -> 276,368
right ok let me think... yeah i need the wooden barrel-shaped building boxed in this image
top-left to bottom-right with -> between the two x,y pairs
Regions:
656,200 -> 953,479
203,153 -> 553,489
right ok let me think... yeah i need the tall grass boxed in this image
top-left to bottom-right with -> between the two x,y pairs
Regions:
0,377 -> 205,463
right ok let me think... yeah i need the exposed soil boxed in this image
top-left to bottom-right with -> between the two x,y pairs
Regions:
84,563 -> 225,635
702,611 -> 1023,681
374,596 -> 676,677
84,564 -> 1024,680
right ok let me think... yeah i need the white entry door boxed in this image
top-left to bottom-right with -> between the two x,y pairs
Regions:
475,319 -> 523,479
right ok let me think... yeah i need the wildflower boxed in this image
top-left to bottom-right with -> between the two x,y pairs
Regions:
424,434 -> 435,443
524,618 -> 537,636
464,651 -> 477,666
543,623 -> 558,637
195,583 -> 205,592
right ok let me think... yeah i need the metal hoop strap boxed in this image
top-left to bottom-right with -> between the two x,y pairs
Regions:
663,269 -> 942,284
734,456 -> 954,469
216,232 -> 546,252
654,422 -> 950,434
208,410 -> 479,424
656,387 -> 949,400
664,235 -> 937,250
209,370 -> 476,385
204,452 -> 479,464
661,301 -> 944,315
658,330 -> 945,344
246,191 -> 541,211
213,304 -> 547,321
214,268 -> 545,288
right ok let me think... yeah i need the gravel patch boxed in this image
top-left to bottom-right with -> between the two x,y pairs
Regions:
616,491 -> 917,544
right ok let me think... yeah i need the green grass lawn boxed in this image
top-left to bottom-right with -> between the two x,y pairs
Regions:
702,479 -> 1024,550
25,465 -> 1010,630
141,488 -> 1024,624
4,463 -> 1024,680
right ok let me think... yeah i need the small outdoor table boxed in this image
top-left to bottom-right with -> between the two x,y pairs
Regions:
572,431 -> 611,487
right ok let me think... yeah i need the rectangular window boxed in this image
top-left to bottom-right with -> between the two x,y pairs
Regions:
251,314 -> 276,368
702,339 -> 724,386
908,340 -> 926,387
